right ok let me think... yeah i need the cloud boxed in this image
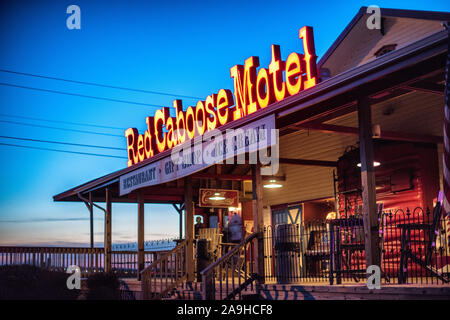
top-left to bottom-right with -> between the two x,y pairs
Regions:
0,217 -> 101,223
4,240 -> 106,247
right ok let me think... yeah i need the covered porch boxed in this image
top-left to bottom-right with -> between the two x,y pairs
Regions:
3,7 -> 450,300
47,19 -> 450,299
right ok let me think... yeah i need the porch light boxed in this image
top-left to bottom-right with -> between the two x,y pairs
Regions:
357,161 -> 381,168
209,192 -> 225,201
326,211 -> 337,220
263,179 -> 283,189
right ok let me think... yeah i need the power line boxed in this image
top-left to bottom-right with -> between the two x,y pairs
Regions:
0,82 -> 168,108
0,142 -> 127,159
0,135 -> 125,151
0,112 -> 126,131
0,119 -> 124,138
0,68 -> 202,100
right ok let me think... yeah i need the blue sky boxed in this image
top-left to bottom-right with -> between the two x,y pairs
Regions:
0,0 -> 449,246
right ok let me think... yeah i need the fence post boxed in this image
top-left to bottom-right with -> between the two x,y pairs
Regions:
40,250 -> 44,268
202,271 -> 215,300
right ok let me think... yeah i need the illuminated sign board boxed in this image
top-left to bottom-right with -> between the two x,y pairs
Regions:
199,189 -> 239,208
125,26 -> 318,167
120,114 -> 276,195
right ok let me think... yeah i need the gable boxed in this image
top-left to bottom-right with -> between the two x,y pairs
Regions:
320,13 -> 445,78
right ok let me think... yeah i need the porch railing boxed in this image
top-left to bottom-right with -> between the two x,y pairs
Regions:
201,233 -> 258,300
262,206 -> 450,285
0,246 -> 169,277
141,239 -> 187,300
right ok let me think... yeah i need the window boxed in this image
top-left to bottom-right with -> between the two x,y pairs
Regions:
272,204 -> 303,226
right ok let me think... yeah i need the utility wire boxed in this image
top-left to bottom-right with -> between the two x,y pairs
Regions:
0,82 -> 167,108
0,112 -> 126,131
0,69 -> 202,100
0,119 -> 124,138
0,135 -> 125,151
0,142 -> 127,159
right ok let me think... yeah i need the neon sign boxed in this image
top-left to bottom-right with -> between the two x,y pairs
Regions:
125,26 -> 318,167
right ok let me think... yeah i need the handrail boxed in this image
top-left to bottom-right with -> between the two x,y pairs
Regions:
201,233 -> 258,276
141,240 -> 187,300
201,232 -> 259,300
140,239 -> 187,276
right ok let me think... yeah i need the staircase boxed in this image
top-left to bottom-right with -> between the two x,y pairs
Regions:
201,233 -> 260,300
140,239 -> 187,300
140,234 -> 261,300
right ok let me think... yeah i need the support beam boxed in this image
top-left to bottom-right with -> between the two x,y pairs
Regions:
296,123 -> 442,144
251,164 -> 265,283
89,192 -> 94,249
179,207 -> 183,240
279,158 -> 337,167
192,173 -> 287,181
402,81 -> 444,95
184,177 -> 194,282
137,191 -> 145,280
357,96 -> 381,270
172,203 -> 183,240
193,173 -> 251,181
104,188 -> 112,273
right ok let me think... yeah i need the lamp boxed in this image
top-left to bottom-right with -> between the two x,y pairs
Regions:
209,192 -> 225,201
357,161 -> 381,168
263,179 -> 283,189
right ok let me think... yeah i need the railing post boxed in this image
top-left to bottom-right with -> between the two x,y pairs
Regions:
40,250 -> 44,268
202,271 -> 215,300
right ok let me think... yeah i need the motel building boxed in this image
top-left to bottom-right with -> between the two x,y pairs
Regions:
2,7 -> 450,300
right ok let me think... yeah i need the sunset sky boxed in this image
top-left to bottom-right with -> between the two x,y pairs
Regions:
0,0 -> 448,247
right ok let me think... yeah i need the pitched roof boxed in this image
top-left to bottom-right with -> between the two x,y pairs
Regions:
318,7 -> 450,68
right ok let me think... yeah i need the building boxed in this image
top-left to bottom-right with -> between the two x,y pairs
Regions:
5,7 -> 450,300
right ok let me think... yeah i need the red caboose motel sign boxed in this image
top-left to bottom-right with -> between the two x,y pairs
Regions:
125,26 -> 318,167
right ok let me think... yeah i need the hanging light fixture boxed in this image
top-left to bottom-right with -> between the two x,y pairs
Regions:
357,161 -> 381,168
209,192 -> 225,201
263,179 -> 283,189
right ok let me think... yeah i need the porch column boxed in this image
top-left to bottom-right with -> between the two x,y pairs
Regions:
179,207 -> 183,240
251,164 -> 265,283
137,191 -> 145,280
184,177 -> 194,282
443,23 -> 450,215
89,192 -> 94,249
173,203 -> 184,240
104,188 -> 112,273
357,96 -> 381,269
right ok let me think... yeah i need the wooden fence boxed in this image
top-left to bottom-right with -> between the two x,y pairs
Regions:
0,246 -> 169,277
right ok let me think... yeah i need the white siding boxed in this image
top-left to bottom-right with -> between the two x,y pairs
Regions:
321,16 -> 443,77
